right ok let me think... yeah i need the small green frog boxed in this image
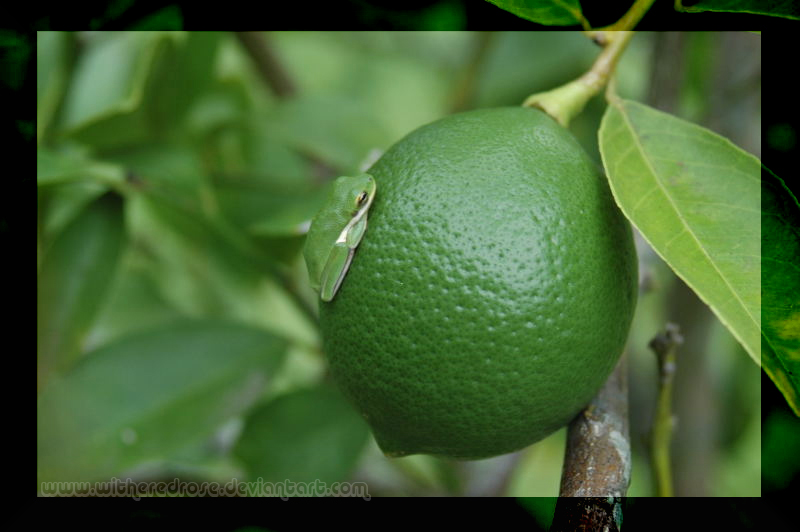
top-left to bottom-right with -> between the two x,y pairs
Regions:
303,174 -> 377,302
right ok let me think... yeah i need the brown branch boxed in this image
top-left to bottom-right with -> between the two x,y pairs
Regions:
558,353 -> 631,497
221,33 -> 329,323
551,355 -> 629,529
449,32 -> 495,114
550,496 -> 624,532
234,31 -> 296,99
234,31 -> 337,184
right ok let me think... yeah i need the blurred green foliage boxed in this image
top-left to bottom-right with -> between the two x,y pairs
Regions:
36,31 -> 761,497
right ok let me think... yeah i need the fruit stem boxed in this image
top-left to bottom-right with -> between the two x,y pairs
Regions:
523,31 -> 634,127
586,0 -> 657,38
648,323 -> 683,497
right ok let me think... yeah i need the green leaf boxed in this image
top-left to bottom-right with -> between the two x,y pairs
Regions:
37,31 -> 72,143
268,32 -> 452,168
676,0 -> 799,19
128,4 -> 184,30
85,259 -> 186,349
485,0 -> 585,26
38,193 -> 126,389
37,147 -> 125,188
599,99 -> 761,366
59,32 -> 182,150
267,93 -> 394,172
147,31 -> 221,133
210,172 -> 324,265
213,177 -> 328,238
37,148 -> 93,187
38,180 -> 107,248
127,191 -> 318,347
60,32 -> 152,134
99,140 -> 206,198
763,409 -> 800,489
761,168 -> 800,415
233,386 -> 369,488
37,319 -> 287,486
0,30 -> 30,91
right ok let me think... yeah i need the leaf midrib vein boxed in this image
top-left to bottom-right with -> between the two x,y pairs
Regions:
616,101 -> 761,333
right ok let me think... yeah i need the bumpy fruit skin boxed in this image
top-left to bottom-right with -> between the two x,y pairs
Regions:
320,107 -> 637,460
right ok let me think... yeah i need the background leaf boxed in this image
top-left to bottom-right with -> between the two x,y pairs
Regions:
761,167 -> 800,414
485,0 -> 585,26
267,93 -> 393,172
37,320 -> 287,485
473,32 -> 596,108
37,146 -> 124,188
60,32 -> 182,150
233,385 -> 369,488
37,193 -> 126,388
36,31 -> 72,143
35,30 -> 764,498
126,190 -> 318,347
599,99 -> 761,365
676,0 -> 799,19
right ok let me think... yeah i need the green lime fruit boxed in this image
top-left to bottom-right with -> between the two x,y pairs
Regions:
320,107 -> 637,460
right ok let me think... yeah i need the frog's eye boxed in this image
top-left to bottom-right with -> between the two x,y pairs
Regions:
356,191 -> 369,206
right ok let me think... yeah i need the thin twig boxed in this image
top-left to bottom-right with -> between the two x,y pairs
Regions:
648,323 -> 682,497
